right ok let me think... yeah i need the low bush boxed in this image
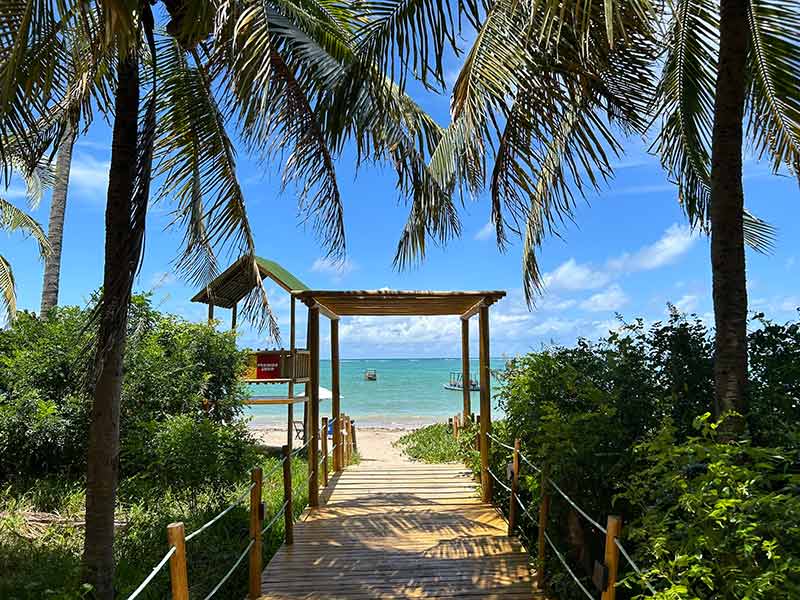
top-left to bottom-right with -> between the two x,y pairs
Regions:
0,294 -> 250,481
621,415 -> 800,599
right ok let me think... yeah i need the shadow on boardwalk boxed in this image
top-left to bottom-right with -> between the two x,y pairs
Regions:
259,463 -> 544,599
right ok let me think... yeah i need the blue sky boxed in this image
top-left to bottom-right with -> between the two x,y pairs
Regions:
3,39 -> 799,358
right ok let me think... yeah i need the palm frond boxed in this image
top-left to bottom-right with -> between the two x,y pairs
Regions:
154,38 -> 278,339
0,254 -> 15,321
351,0 -> 471,89
746,0 -> 800,178
651,0 -> 718,225
742,208 -> 776,254
217,2 -> 345,261
0,195 -> 50,257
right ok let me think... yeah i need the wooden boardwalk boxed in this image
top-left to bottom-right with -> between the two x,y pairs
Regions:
259,462 -> 537,599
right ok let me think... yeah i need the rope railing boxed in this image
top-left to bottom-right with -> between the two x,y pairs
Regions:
469,420 -> 629,600
185,482 -> 256,543
544,530 -> 596,600
615,538 -> 659,595
123,412 -> 352,600
125,546 -> 176,600
486,467 -> 511,493
201,539 -> 254,600
261,500 -> 289,536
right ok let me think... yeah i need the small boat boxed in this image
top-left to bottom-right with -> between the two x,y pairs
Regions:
364,369 -> 377,381
443,371 -> 479,392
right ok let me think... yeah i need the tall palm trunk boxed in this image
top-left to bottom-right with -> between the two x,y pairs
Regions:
40,122 -> 76,315
709,0 -> 749,435
81,52 -> 140,599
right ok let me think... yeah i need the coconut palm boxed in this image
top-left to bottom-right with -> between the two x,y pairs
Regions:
0,158 -> 51,320
39,121 -> 75,315
652,0 -> 800,430
1,1 -> 460,595
367,0 -> 798,432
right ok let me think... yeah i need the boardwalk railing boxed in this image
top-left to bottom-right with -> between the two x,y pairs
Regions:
448,414 -> 656,599
124,415 -> 357,600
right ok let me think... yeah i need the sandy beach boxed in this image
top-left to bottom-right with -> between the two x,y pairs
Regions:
250,426 -> 414,464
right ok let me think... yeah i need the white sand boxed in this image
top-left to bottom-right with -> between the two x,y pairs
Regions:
251,426 -> 413,465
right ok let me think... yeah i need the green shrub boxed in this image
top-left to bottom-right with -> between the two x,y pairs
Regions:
395,423 -> 463,463
620,415 -> 800,599
0,294 -> 250,481
125,415 -> 260,492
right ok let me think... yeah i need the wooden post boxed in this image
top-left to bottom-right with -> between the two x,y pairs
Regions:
248,467 -> 262,599
231,302 -> 238,331
508,439 -> 520,535
331,319 -> 342,472
166,522 -> 189,600
288,296 -> 296,450
207,302 -> 214,326
345,416 -> 352,465
453,414 -> 459,440
351,419 -> 357,454
308,305 -> 320,508
478,304 -> 492,502
321,417 -> 329,486
281,445 -> 293,545
461,317 -> 471,419
537,471 -> 550,590
601,516 -> 623,600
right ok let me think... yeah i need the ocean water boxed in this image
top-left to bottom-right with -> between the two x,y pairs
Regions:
245,357 -> 508,428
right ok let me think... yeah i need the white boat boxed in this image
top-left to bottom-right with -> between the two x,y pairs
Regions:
443,371 -> 479,392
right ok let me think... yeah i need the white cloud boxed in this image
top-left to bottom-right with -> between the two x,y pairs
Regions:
311,257 -> 356,281
580,284 -> 628,312
538,296 -> 577,312
609,224 -> 697,272
69,154 -> 110,197
673,294 -> 698,313
530,318 -> 581,335
474,221 -> 495,241
543,259 -> 610,292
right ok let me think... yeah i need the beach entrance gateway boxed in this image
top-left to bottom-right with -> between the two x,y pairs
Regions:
191,257 -> 542,598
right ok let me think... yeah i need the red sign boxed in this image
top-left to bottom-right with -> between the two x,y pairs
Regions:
256,352 -> 282,379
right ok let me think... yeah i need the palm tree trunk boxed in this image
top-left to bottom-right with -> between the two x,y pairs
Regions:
40,122 -> 76,315
709,0 -> 749,435
81,52 -> 139,599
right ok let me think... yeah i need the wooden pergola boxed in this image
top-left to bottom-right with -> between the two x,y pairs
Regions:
193,258 -> 505,505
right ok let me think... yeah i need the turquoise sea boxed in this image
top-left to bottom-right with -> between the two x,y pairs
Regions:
245,357 -> 508,428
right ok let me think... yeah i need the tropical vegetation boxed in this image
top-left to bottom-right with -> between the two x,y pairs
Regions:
397,308 -> 800,599
0,295 -> 307,599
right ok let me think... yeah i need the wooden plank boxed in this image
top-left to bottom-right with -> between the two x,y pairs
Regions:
259,459 -> 536,600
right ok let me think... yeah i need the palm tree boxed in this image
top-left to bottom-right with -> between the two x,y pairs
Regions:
0,156 -> 51,321
39,120 -> 75,315
371,0 -> 798,433
1,1 -> 460,595
652,0 -> 800,431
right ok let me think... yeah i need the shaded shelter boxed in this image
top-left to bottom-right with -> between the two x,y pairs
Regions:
193,257 -> 505,506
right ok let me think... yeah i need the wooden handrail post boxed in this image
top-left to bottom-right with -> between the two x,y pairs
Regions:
601,516 -> 623,600
249,467 -> 263,599
537,470 -> 550,591
282,445 -> 293,545
166,522 -> 189,600
454,414 -> 459,440
508,439 -> 520,535
351,419 -> 357,455
321,417 -> 329,486
345,416 -> 353,465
